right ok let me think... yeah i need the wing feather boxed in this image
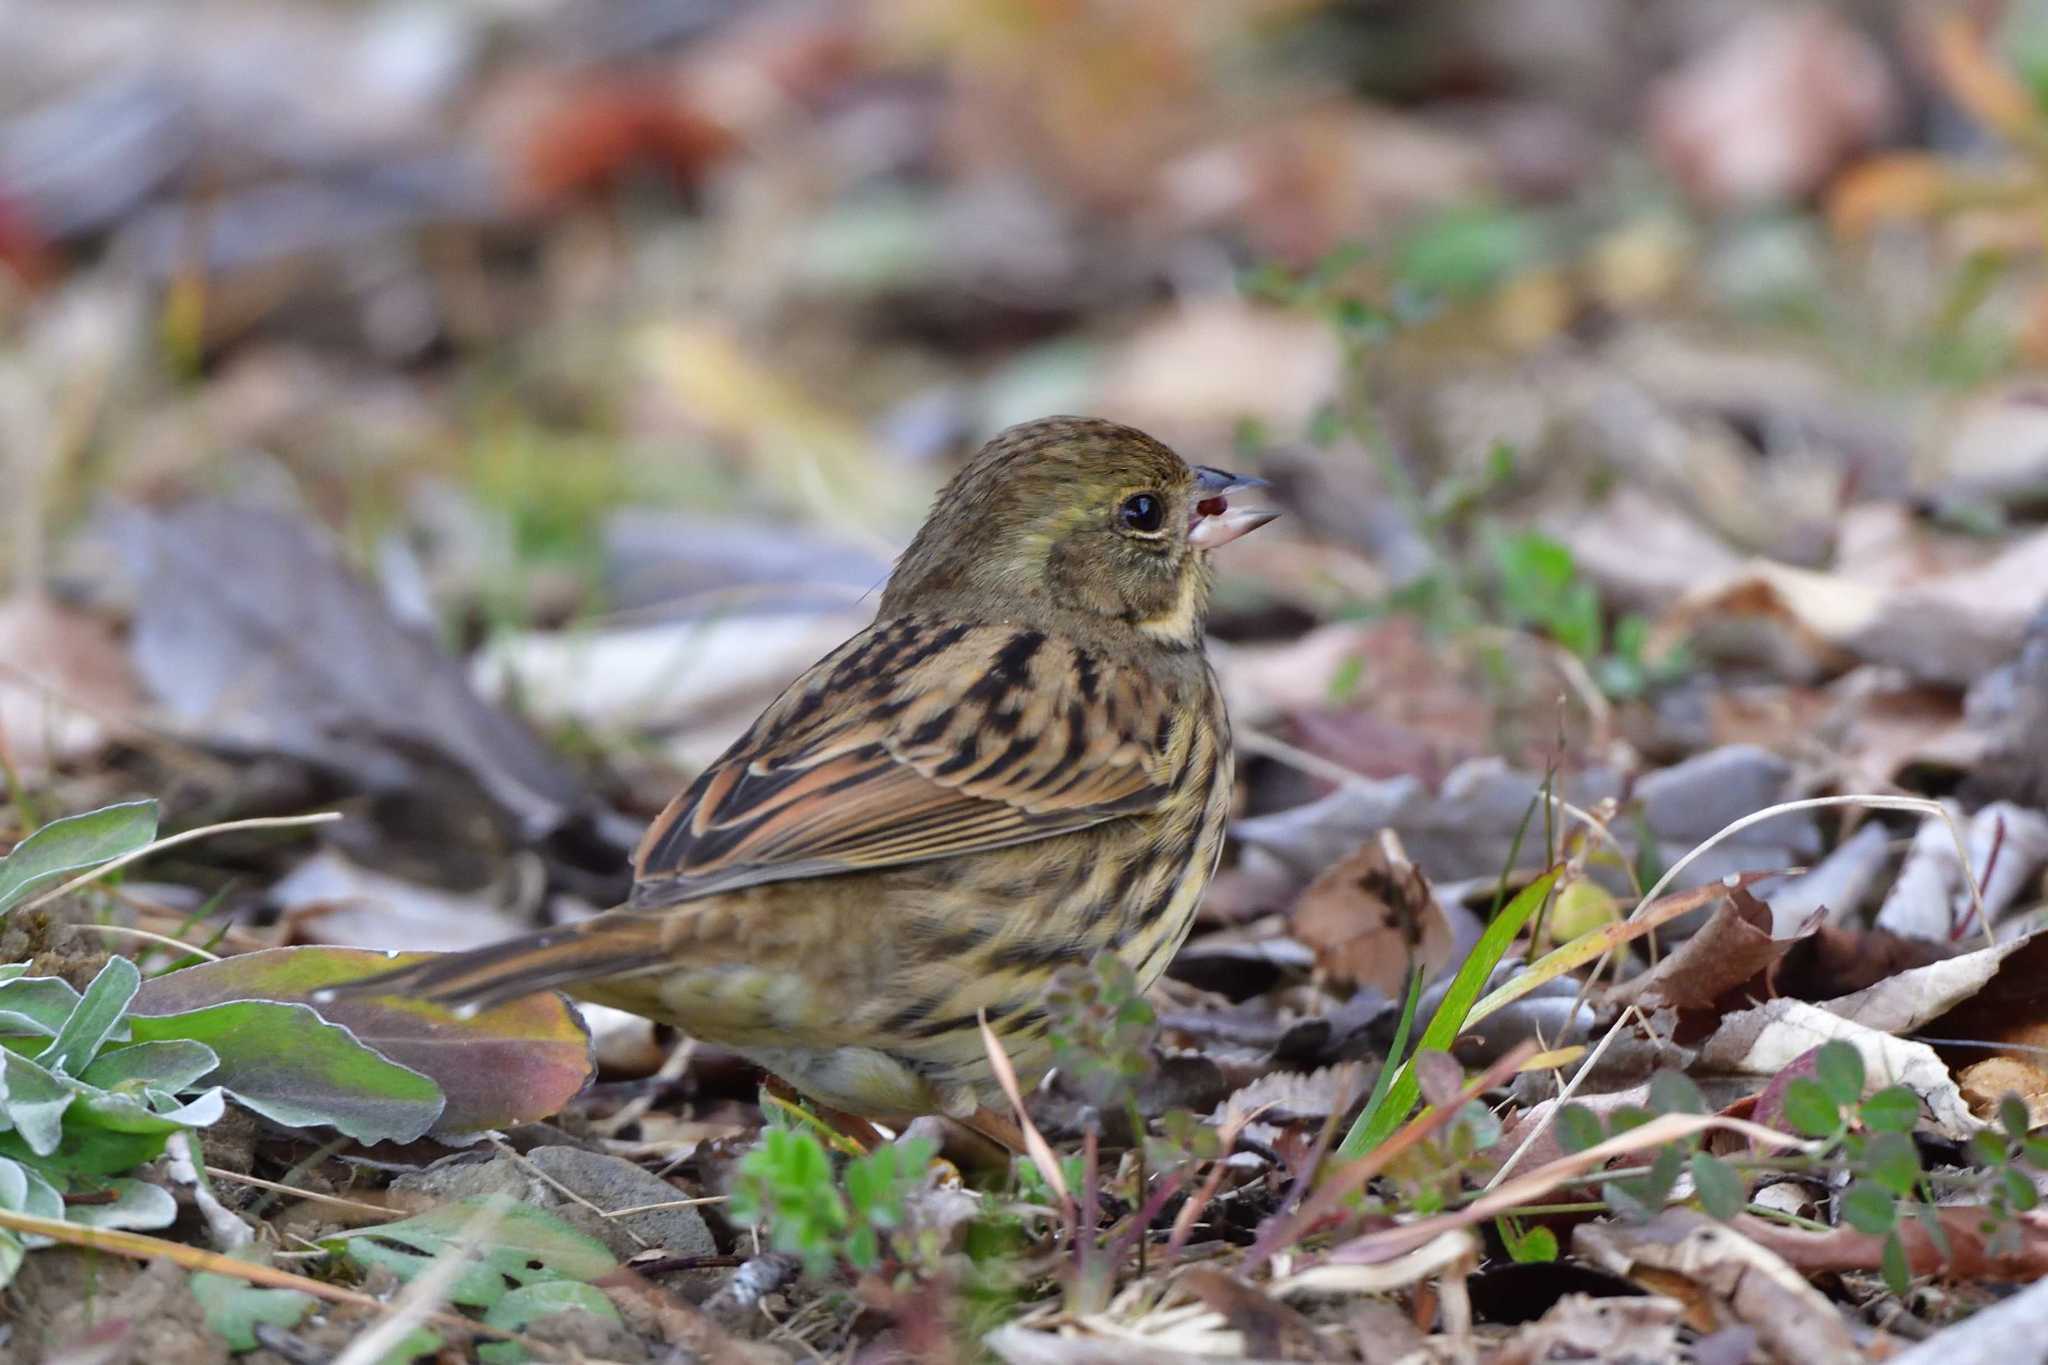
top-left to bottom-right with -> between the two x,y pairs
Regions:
630,617 -> 1184,905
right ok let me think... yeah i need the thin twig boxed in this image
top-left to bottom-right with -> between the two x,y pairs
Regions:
205,1166 -> 399,1220
74,921 -> 222,961
19,811 -> 343,913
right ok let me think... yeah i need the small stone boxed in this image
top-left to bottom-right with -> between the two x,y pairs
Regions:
526,1146 -> 716,1261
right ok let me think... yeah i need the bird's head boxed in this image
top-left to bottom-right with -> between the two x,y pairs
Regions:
882,416 -> 1276,647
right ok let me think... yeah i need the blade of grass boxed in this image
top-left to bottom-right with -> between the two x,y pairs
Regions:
1349,960 -> 1425,1156
1463,871 -> 1777,1029
1246,1039 -> 1539,1272
1338,867 -> 1560,1158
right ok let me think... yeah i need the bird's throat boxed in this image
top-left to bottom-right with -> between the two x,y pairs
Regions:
1133,559 -> 1209,648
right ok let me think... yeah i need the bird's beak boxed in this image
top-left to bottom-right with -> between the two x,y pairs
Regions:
1188,466 -> 1279,549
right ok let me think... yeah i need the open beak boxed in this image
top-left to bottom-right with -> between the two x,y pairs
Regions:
1188,466 -> 1279,549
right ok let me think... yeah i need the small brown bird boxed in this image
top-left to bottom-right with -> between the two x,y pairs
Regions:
346,417 -> 1274,1129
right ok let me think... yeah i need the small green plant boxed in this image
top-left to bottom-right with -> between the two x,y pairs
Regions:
730,1127 -> 942,1278
1545,1041 -> 2048,1295
1381,1051 -> 1504,1216
1489,530 -> 1688,700
325,1197 -> 621,1364
0,800 -> 599,1297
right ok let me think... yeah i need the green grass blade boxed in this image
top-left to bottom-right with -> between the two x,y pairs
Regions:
1338,866 -> 1560,1158
1349,961 -> 1425,1154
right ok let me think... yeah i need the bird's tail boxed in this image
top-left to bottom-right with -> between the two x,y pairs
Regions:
324,913 -> 668,1013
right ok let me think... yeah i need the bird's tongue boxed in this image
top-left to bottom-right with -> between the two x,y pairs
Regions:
1189,494 -> 1279,548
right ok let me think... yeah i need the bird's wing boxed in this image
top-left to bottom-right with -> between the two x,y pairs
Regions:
630,617 -> 1188,905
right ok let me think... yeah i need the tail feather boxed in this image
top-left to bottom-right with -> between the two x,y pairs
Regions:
326,915 -> 667,1013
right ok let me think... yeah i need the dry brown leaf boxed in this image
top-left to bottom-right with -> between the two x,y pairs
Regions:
1213,1064 -> 1368,1127
1179,1269 -> 1344,1362
1737,1207 -> 2048,1283
1648,6 -> 1896,207
1659,529 -> 2048,687
1827,152 -> 1959,239
0,594 -> 140,781
1291,832 -> 1453,996
1925,8 -> 2044,142
1491,1292 -> 1685,1365
1573,1210 -> 1860,1365
1921,933 -> 2048,1127
1605,886 -> 1790,1025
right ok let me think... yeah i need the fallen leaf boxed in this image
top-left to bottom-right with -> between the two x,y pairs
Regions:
132,947 -> 593,1136
1180,1268 -> 1343,1362
1736,1207 -> 2048,1283
1696,997 -> 1981,1138
1659,531 -> 2048,688
271,849 -> 530,952
1573,1210 -> 1860,1365
1292,833 -> 1454,996
1648,6 -> 1896,207
1606,889 -> 1798,1039
1821,930 -> 2042,1035
114,500 -> 590,843
1491,1292 -> 1684,1365
0,595 -> 140,782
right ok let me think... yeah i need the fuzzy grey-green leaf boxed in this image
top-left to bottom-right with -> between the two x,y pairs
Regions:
0,800 -> 159,915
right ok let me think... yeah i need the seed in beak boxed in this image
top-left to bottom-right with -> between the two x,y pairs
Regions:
1196,495 -> 1228,518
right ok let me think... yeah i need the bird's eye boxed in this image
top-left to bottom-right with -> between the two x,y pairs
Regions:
1119,493 -> 1164,533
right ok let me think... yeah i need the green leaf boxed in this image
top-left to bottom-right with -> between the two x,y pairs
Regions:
1394,203 -> 1538,299
734,1127 -> 849,1275
478,1281 -> 621,1365
1974,1131 -> 2012,1167
0,1154 -> 65,1248
2025,1136 -> 2048,1169
1,1051 -> 76,1155
37,957 -> 139,1076
191,1270 -> 315,1352
1555,1104 -> 1604,1155
1504,1224 -> 1558,1263
72,1084 -> 225,1134
1607,1106 -> 1655,1136
0,976 -> 83,1039
132,948 -> 590,1135
1600,1179 -> 1652,1224
1690,1152 -> 1745,1220
1814,1042 -> 1867,1109
1641,1144 -> 1684,1207
1865,1131 -> 1922,1198
2001,1095 -> 2032,1140
328,1199 -> 615,1312
81,1040 -> 219,1094
0,1123 -> 171,1178
843,1136 -> 935,1230
1782,1080 -> 1841,1138
2003,1165 -> 2040,1212
65,1177 -> 177,1231
1841,1181 -> 1897,1236
1341,868 -> 1560,1156
128,1001 -> 442,1144
0,800 -> 158,914
1882,1229 -> 1911,1295
1648,1070 -> 1707,1116
1859,1086 -> 1921,1134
